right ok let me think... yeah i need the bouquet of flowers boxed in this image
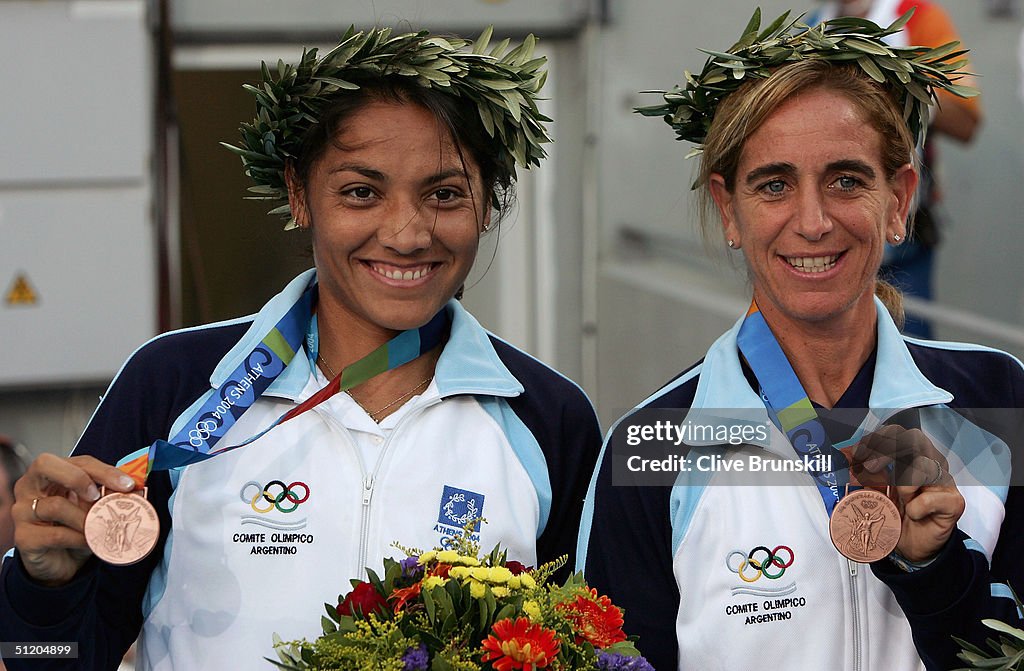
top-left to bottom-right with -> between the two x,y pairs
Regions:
270,531 -> 651,670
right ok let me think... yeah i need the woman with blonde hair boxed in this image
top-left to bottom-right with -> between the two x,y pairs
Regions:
579,11 -> 1021,670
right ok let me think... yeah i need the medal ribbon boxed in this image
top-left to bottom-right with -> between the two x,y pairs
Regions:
736,302 -> 850,515
115,287 -> 448,485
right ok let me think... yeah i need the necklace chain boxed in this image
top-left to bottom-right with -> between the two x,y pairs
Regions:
316,354 -> 338,380
317,354 -> 432,422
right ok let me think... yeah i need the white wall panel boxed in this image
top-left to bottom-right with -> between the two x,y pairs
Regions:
171,0 -> 589,36
0,1 -> 148,185
0,0 -> 154,389
0,187 -> 155,387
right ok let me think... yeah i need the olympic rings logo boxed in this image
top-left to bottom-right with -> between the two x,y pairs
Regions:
240,480 -> 310,514
726,546 -> 795,582
188,419 -> 220,447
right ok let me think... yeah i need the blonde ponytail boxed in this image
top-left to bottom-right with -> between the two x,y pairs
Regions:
875,279 -> 905,330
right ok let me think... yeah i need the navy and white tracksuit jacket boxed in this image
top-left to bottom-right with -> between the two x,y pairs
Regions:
0,269 -> 602,670
578,298 -> 1024,671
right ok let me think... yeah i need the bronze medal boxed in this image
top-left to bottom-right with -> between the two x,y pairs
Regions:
829,488 -> 901,563
84,487 -> 159,566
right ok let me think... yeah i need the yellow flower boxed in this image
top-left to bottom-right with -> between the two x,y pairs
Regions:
507,574 -> 536,590
435,550 -> 461,564
469,581 -> 487,599
434,550 -> 481,566
423,576 -> 447,589
468,567 -> 491,581
418,551 -> 437,565
491,586 -> 511,598
449,567 -> 472,580
523,600 -> 542,621
487,566 -> 513,584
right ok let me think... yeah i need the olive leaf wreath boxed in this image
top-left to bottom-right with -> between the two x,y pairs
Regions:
223,25 -> 551,228
636,8 -> 977,161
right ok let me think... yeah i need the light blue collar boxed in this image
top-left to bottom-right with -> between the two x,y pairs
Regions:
868,298 -> 953,408
435,300 -> 524,398
207,269 -> 522,400
684,297 -> 953,449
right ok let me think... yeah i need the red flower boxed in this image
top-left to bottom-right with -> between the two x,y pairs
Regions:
480,617 -> 560,671
556,589 -> 626,648
504,560 -> 530,575
431,563 -> 452,579
337,581 -> 390,618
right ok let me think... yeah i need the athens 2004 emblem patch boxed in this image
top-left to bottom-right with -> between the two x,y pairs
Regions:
434,485 -> 485,546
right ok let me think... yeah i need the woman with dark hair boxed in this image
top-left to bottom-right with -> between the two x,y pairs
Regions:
1,27 -> 600,670
579,11 -> 1021,671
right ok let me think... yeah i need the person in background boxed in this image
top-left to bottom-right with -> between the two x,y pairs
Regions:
0,435 -> 28,556
580,11 -> 1019,670
0,26 -> 601,671
0,435 -> 28,671
807,0 -> 982,337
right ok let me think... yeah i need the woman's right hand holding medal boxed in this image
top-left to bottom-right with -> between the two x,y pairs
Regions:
11,454 -> 136,586
850,425 -> 966,563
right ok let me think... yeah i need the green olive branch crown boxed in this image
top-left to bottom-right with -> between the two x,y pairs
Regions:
636,7 -> 978,160
223,25 -> 551,228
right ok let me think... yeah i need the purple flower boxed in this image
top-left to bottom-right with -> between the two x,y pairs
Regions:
402,643 -> 429,671
400,556 -> 423,578
596,650 -> 655,671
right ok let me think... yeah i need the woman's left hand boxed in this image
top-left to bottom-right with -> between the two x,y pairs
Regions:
851,424 -> 965,563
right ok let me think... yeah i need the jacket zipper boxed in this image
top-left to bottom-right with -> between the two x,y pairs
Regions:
849,559 -> 861,671
356,397 -> 442,571
356,473 -> 374,567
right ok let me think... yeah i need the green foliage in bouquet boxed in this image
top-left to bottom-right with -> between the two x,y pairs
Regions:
955,620 -> 1024,670
270,528 -> 651,670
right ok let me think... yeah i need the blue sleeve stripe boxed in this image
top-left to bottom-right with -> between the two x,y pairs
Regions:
577,416 -> 714,565
575,432 -> 612,572
991,583 -> 1024,618
141,470 -> 180,619
963,538 -> 989,563
477,397 -> 551,538
578,365 -> 706,571
904,337 -> 1024,372
918,406 -> 1011,503
669,450 -> 718,555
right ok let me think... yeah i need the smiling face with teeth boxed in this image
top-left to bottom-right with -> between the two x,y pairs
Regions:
709,87 -> 917,332
287,100 -> 488,344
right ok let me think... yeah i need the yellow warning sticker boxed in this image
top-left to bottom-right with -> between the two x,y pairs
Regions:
5,273 -> 38,306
